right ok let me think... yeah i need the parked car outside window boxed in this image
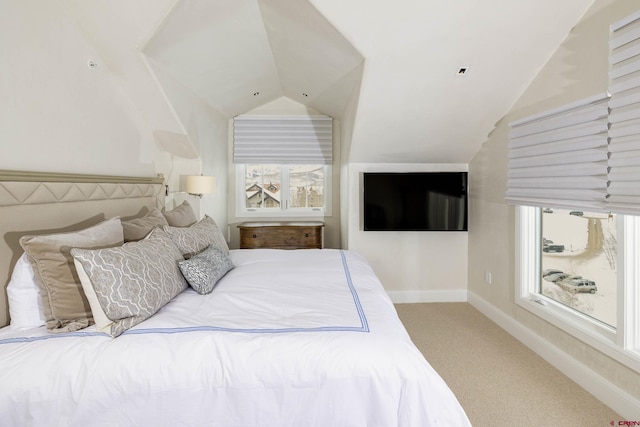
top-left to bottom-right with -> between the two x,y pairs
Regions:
560,279 -> 597,294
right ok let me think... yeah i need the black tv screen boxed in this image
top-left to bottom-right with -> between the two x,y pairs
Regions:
363,172 -> 468,231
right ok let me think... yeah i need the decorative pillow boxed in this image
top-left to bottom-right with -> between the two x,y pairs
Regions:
19,217 -> 124,333
73,258 -> 113,333
179,245 -> 234,294
164,215 -> 229,258
121,208 -> 168,242
7,253 -> 45,329
71,228 -> 188,337
162,201 -> 197,227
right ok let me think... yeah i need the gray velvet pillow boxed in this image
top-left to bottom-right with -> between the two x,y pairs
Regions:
162,201 -> 197,227
121,208 -> 168,242
71,228 -> 188,337
19,217 -> 124,333
179,245 -> 234,294
163,215 -> 229,258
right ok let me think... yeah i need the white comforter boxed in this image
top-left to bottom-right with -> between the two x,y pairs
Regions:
0,249 -> 470,427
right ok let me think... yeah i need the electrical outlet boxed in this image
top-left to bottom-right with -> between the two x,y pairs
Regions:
485,271 -> 492,284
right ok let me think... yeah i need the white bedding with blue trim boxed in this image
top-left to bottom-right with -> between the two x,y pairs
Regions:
0,249 -> 470,427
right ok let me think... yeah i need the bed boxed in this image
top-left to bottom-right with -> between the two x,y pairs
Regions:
0,171 -> 471,427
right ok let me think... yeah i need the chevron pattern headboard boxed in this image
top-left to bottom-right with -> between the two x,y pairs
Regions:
0,171 -> 164,328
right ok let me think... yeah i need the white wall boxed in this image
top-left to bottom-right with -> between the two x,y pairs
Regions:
146,58 -> 229,228
0,2 -> 206,193
0,2 -> 229,234
347,163 -> 468,301
198,107 -> 230,234
467,0 -> 640,417
0,2 -> 156,176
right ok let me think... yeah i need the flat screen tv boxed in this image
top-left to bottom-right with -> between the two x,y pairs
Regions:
363,172 -> 468,231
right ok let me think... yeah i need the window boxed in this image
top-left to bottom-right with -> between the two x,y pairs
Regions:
516,206 -> 640,371
236,163 -> 331,217
233,115 -> 333,218
509,8 -> 640,373
541,208 -> 617,328
244,164 -> 281,210
288,164 -> 325,209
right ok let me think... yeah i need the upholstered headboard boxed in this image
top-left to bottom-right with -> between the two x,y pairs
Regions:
0,170 -> 164,328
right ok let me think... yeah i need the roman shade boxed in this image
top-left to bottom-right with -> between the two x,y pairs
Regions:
233,115 -> 333,164
506,93 -> 610,211
507,9 -> 640,215
608,10 -> 640,215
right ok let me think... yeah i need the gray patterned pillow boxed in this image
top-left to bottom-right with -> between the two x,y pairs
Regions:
163,215 -> 229,258
179,245 -> 234,294
71,228 -> 188,337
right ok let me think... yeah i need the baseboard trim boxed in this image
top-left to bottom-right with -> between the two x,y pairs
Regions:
387,289 -> 468,304
468,291 -> 640,419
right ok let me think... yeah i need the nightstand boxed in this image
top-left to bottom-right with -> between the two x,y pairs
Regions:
237,222 -> 324,249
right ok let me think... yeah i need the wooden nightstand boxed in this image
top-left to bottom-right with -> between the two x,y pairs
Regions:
237,221 -> 324,249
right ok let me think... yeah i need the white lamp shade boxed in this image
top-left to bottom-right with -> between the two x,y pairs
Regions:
185,175 -> 216,195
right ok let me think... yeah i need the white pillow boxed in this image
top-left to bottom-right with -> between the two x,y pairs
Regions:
7,253 -> 45,329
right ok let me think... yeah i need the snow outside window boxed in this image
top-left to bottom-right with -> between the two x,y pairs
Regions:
236,164 -> 331,218
516,206 -> 640,371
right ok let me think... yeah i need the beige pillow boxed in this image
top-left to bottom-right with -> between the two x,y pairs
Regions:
71,228 -> 188,337
121,208 -> 168,242
19,217 -> 124,333
162,201 -> 197,227
164,215 -> 229,258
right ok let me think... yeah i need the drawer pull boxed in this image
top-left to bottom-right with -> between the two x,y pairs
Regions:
305,233 -> 309,237
252,234 -> 257,238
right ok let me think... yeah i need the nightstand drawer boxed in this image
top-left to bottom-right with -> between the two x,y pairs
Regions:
238,222 -> 324,249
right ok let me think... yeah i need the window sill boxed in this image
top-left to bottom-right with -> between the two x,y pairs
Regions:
235,209 -> 327,219
516,295 -> 640,373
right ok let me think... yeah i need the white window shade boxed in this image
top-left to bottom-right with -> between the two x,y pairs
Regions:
506,93 -> 610,211
233,115 -> 333,164
609,10 -> 640,214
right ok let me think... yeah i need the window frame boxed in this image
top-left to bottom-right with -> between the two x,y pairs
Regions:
515,205 -> 640,372
235,163 -> 332,218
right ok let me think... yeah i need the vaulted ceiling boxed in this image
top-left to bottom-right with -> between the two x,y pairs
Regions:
74,0 -> 596,164
143,0 -> 363,119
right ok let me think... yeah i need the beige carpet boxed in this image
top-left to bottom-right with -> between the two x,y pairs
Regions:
395,302 -> 621,427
